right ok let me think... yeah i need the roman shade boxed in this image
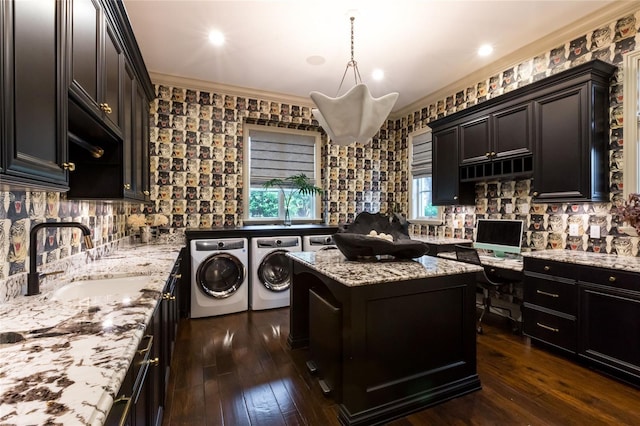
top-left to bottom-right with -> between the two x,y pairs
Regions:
249,130 -> 317,185
411,131 -> 432,178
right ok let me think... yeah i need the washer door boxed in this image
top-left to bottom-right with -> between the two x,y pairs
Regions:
196,253 -> 245,299
257,249 -> 291,292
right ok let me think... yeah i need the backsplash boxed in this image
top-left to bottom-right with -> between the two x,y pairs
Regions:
0,7 -> 639,292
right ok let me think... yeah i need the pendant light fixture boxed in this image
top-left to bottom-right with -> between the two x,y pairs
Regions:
310,16 -> 399,146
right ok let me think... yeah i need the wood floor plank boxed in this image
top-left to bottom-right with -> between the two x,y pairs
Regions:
164,309 -> 640,426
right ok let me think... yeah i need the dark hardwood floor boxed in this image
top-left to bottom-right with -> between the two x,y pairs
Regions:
162,308 -> 640,426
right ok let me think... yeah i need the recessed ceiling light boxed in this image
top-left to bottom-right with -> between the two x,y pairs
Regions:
478,44 -> 493,56
372,69 -> 384,81
208,30 -> 225,46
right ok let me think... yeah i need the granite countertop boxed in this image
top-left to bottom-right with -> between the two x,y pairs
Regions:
437,251 -> 524,272
412,236 -> 473,245
288,250 -> 483,287
522,249 -> 640,274
0,242 -> 183,426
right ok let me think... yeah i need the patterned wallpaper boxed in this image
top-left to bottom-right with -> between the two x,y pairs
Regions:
1,8 -> 639,290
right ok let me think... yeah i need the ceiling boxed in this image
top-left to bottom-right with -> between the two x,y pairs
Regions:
123,0 -> 620,113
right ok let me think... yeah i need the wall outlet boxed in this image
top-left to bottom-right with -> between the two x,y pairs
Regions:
505,203 -> 513,214
569,223 -> 580,236
590,225 -> 600,239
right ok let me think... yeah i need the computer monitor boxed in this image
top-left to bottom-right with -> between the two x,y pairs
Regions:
474,219 -> 524,258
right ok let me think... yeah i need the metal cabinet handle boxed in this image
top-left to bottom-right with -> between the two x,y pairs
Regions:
485,152 -> 491,158
123,183 -> 131,190
146,357 -> 160,367
162,292 -> 176,301
609,276 -> 616,283
490,151 -> 496,157
173,273 -> 182,279
453,196 -> 458,200
543,265 -> 550,271
136,335 -> 153,355
111,395 -> 132,426
143,190 -> 150,196
536,289 -> 559,298
536,322 -> 559,333
62,162 -> 75,171
99,103 -> 112,114
533,191 -> 539,197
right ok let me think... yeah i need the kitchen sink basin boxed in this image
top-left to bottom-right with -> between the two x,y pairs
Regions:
52,275 -> 152,302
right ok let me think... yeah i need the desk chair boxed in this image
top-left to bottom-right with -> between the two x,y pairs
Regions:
454,245 -> 518,334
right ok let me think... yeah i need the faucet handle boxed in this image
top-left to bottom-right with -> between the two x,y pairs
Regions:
40,270 -> 64,279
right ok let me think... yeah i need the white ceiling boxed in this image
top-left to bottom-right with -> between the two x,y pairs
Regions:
123,0 -> 620,113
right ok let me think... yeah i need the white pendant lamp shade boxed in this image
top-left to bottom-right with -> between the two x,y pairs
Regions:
310,16 -> 399,146
311,84 -> 398,146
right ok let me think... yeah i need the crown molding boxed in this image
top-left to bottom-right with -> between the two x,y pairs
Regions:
392,1 -> 640,119
149,72 -> 315,108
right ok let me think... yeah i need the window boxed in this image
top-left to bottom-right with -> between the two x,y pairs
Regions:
624,50 -> 640,196
409,128 -> 442,223
244,125 -> 321,223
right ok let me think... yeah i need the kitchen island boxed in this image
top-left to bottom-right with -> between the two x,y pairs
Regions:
287,250 -> 484,426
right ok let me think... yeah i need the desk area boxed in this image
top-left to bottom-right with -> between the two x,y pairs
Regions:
287,250 -> 483,426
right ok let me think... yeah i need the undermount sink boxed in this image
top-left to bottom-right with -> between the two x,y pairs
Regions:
52,275 -> 152,302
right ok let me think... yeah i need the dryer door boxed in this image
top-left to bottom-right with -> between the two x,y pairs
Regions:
257,249 -> 291,292
196,253 -> 246,298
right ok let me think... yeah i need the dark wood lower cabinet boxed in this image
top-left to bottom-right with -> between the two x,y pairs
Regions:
523,258 -> 640,388
105,254 -> 183,425
579,280 -> 640,386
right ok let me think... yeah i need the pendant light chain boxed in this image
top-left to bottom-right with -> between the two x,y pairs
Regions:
336,16 -> 363,96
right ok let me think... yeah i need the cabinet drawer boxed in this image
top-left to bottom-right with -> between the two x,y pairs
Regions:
524,258 -> 578,279
524,275 -> 577,314
579,267 -> 640,293
523,306 -> 576,353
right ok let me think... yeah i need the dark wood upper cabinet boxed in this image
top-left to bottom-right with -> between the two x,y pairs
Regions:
430,59 -> 614,204
459,116 -> 491,164
531,63 -> 612,203
492,102 -> 533,159
433,126 -> 474,206
70,0 -> 122,136
0,0 -> 69,190
67,0 -> 154,201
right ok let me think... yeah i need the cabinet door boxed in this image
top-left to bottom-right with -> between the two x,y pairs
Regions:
122,62 -> 135,199
459,116 -> 490,164
433,127 -> 473,205
532,85 -> 591,202
492,102 -> 532,159
103,21 -> 122,130
1,0 -> 68,188
134,85 -> 150,201
70,0 -> 100,105
579,283 -> 640,384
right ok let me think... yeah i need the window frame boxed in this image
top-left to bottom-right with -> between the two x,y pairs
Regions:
623,50 -> 640,197
408,127 -> 442,225
243,124 -> 322,224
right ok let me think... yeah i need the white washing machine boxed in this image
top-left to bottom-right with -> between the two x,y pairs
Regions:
190,238 -> 249,318
303,234 -> 337,252
250,236 -> 301,310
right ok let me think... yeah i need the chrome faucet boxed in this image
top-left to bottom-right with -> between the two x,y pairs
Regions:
26,222 -> 94,296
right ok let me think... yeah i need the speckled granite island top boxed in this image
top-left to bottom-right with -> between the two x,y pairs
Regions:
412,236 -> 473,245
288,250 -> 483,287
0,242 -> 183,426
522,250 -> 640,273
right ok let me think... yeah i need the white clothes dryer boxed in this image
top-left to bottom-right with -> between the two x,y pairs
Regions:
250,236 -> 301,310
303,234 -> 337,252
190,238 -> 249,318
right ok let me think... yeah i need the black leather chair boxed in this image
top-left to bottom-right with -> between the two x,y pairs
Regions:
454,245 -> 517,334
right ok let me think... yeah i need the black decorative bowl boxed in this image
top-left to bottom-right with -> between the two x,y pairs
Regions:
333,212 -> 428,260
